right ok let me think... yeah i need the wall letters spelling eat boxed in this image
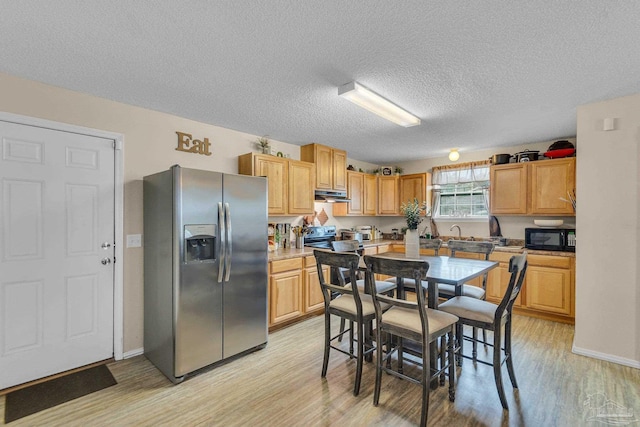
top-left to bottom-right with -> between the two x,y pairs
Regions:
175,131 -> 212,156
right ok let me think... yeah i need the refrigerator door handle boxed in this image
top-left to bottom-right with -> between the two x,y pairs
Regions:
224,202 -> 232,282
218,202 -> 226,283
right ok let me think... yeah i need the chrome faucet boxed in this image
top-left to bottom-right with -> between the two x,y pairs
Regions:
450,224 -> 462,240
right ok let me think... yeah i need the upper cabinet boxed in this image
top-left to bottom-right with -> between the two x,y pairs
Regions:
399,173 -> 432,214
333,170 -> 378,216
287,159 -> 316,215
300,143 -> 347,191
490,157 -> 575,216
378,175 -> 400,215
238,153 -> 315,216
335,172 -> 432,217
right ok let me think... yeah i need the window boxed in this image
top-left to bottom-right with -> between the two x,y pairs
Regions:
432,161 -> 490,219
437,181 -> 489,218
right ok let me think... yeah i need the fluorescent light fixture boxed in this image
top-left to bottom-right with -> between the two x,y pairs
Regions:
338,81 -> 421,127
449,149 -> 460,162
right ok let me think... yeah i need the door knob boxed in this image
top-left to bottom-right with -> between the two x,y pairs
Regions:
101,242 -> 112,249
101,258 -> 112,265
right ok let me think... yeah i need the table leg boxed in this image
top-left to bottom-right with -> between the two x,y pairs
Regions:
427,279 -> 440,389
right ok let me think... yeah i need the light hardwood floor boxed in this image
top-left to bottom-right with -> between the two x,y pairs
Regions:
1,315 -> 639,426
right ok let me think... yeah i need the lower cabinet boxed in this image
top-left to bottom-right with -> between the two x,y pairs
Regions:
303,256 -> 329,313
486,252 -> 574,323
268,256 -> 328,329
269,258 -> 303,326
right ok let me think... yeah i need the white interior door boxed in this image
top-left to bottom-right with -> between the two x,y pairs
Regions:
0,120 -> 115,389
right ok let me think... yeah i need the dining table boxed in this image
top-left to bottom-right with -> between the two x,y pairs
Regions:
366,251 -> 499,388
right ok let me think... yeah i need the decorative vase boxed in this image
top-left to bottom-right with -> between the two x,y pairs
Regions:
404,229 -> 420,259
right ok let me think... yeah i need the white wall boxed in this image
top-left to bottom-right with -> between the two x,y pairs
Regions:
0,72 -> 302,353
574,93 -> 640,367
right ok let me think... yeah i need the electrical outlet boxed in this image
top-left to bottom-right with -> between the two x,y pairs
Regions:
127,234 -> 142,248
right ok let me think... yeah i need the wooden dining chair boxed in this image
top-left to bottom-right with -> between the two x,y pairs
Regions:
313,249 -> 377,396
331,240 -> 396,344
438,252 -> 528,410
363,254 -> 458,427
383,239 -> 442,294
440,240 -> 495,300
441,240 -> 495,349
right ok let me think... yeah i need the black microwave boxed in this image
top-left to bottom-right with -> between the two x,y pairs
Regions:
525,228 -> 576,252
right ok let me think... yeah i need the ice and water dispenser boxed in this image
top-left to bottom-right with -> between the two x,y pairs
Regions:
184,224 -> 216,263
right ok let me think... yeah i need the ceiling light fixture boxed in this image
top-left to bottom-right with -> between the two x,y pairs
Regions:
449,149 -> 460,162
338,81 -> 421,127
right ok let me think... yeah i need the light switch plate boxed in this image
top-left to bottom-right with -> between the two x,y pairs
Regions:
127,234 -> 142,248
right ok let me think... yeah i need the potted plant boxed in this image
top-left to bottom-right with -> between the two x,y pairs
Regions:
372,168 -> 380,175
400,198 -> 425,258
394,166 -> 404,175
256,135 -> 270,154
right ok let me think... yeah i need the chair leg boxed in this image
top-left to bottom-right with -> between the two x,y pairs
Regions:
349,320 -> 354,357
322,312 -> 331,377
492,325 -> 509,410
373,327 -> 383,406
398,337 -> 404,375
439,336 -> 446,386
354,321 -> 364,396
448,329 -> 456,402
420,337 -> 430,427
472,327 -> 478,361
364,319 -> 373,363
482,328 -> 488,347
456,323 -> 463,366
338,318 -> 346,342
504,318 -> 518,389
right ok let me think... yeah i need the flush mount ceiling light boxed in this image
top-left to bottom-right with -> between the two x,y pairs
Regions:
449,149 -> 460,162
338,81 -> 421,127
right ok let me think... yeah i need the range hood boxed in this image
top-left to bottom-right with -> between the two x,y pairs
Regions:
314,190 -> 350,203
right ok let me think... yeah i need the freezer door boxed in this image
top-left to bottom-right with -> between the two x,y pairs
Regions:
175,168 -> 224,376
222,173 -> 268,357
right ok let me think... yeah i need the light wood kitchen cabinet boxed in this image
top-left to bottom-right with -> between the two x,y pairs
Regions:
269,258 -> 303,327
364,173 -> 378,215
529,158 -> 576,215
490,157 -> 575,216
300,143 -> 347,191
332,149 -> 347,191
399,172 -> 432,213
378,175 -> 400,215
288,159 -> 315,214
239,153 -> 288,215
524,255 -> 573,316
333,171 -> 378,216
347,171 -> 365,214
486,251 -> 574,323
238,153 -> 315,215
303,256 -> 328,313
486,252 -> 523,307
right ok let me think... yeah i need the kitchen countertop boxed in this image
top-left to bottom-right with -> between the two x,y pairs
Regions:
268,239 -> 575,261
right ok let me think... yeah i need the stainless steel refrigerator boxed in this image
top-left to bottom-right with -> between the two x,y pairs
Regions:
143,165 -> 268,383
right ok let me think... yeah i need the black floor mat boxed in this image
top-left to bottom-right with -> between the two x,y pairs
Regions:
4,364 -> 117,423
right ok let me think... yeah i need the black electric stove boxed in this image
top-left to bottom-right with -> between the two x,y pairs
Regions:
304,226 -> 337,249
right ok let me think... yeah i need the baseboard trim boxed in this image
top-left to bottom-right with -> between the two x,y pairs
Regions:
123,348 -> 144,359
572,344 -> 640,369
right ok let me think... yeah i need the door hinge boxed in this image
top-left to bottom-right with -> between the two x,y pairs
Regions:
113,139 -> 123,150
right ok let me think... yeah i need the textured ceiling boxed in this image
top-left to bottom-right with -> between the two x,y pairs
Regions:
1,1 -> 639,163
